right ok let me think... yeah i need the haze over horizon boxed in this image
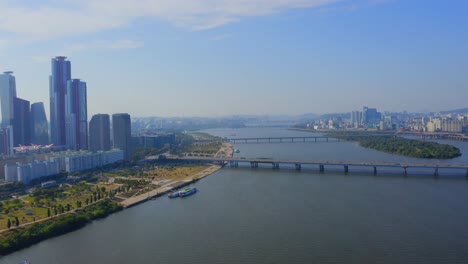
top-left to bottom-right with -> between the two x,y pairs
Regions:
0,0 -> 467,118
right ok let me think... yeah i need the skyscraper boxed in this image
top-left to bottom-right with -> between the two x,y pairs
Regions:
0,72 -> 16,154
50,56 -> 71,146
13,97 -> 31,146
89,114 -> 111,152
0,126 -> 14,155
65,79 -> 87,150
112,113 -> 132,160
0,71 -> 17,128
31,102 -> 49,145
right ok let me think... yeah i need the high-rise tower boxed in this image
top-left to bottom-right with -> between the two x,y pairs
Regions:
112,113 -> 132,160
50,56 -> 71,146
89,114 -> 111,152
13,97 -> 31,146
0,72 -> 16,154
65,79 -> 87,150
0,71 -> 17,128
31,102 -> 49,145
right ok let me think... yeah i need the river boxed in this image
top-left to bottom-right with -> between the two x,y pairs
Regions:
2,127 -> 468,264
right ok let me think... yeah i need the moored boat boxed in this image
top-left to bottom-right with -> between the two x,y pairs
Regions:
167,191 -> 180,198
178,187 -> 197,197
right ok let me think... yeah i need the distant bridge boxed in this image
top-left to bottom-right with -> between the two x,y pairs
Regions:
228,136 -> 340,144
167,156 -> 468,177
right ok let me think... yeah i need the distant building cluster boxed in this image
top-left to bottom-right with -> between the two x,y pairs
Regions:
0,56 -> 135,183
302,106 -> 468,133
4,149 -> 124,183
0,57 -> 133,155
0,72 -> 48,155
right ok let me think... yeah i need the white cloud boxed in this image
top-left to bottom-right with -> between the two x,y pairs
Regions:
0,0 -> 341,39
31,39 -> 144,63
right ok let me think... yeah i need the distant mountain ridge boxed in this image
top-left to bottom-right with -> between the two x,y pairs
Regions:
440,108 -> 468,114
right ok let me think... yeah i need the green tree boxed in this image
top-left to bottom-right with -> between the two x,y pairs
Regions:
101,187 -> 106,193
7,219 -> 11,229
54,207 -> 58,215
98,192 -> 101,200
66,204 -> 71,211
15,216 -> 19,227
85,198 -> 89,205
47,208 -> 51,217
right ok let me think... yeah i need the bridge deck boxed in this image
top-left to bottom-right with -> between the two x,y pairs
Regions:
172,157 -> 468,169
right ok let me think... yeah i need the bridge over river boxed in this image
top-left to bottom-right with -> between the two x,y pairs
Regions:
228,136 -> 340,144
167,156 -> 468,177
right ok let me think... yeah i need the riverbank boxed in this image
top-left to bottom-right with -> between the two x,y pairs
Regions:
119,142 -> 233,208
0,142 -> 233,256
0,199 -> 122,256
120,164 -> 223,208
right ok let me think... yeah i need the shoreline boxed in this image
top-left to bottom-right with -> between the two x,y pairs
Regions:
121,141 -> 233,208
120,164 -> 224,208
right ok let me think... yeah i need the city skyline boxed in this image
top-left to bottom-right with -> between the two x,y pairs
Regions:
0,0 -> 467,117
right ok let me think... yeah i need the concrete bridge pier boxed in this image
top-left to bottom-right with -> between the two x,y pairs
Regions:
434,167 -> 439,177
344,165 -> 349,174
319,164 -> 325,172
250,162 -> 258,168
403,167 -> 407,176
230,161 -> 238,167
373,166 -> 377,175
295,164 -> 302,171
272,163 -> 280,169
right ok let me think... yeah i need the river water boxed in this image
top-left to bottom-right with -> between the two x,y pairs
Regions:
2,128 -> 468,264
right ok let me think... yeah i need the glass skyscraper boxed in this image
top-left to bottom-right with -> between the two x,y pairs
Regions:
50,56 -> 71,146
13,97 -> 31,146
0,71 -> 17,128
89,114 -> 111,152
65,79 -> 88,150
112,113 -> 132,160
31,102 -> 49,145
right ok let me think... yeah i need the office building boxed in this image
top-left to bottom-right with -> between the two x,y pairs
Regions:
65,79 -> 88,150
50,56 -> 71,146
31,102 -> 49,145
112,113 -> 132,160
13,97 -> 31,146
132,133 -> 176,149
0,126 -> 14,155
89,114 -> 111,152
0,71 -> 16,128
362,106 -> 381,126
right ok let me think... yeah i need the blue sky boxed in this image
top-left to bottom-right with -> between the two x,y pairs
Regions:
0,0 -> 467,117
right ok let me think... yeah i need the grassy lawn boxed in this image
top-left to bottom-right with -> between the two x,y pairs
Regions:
148,165 -> 208,181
